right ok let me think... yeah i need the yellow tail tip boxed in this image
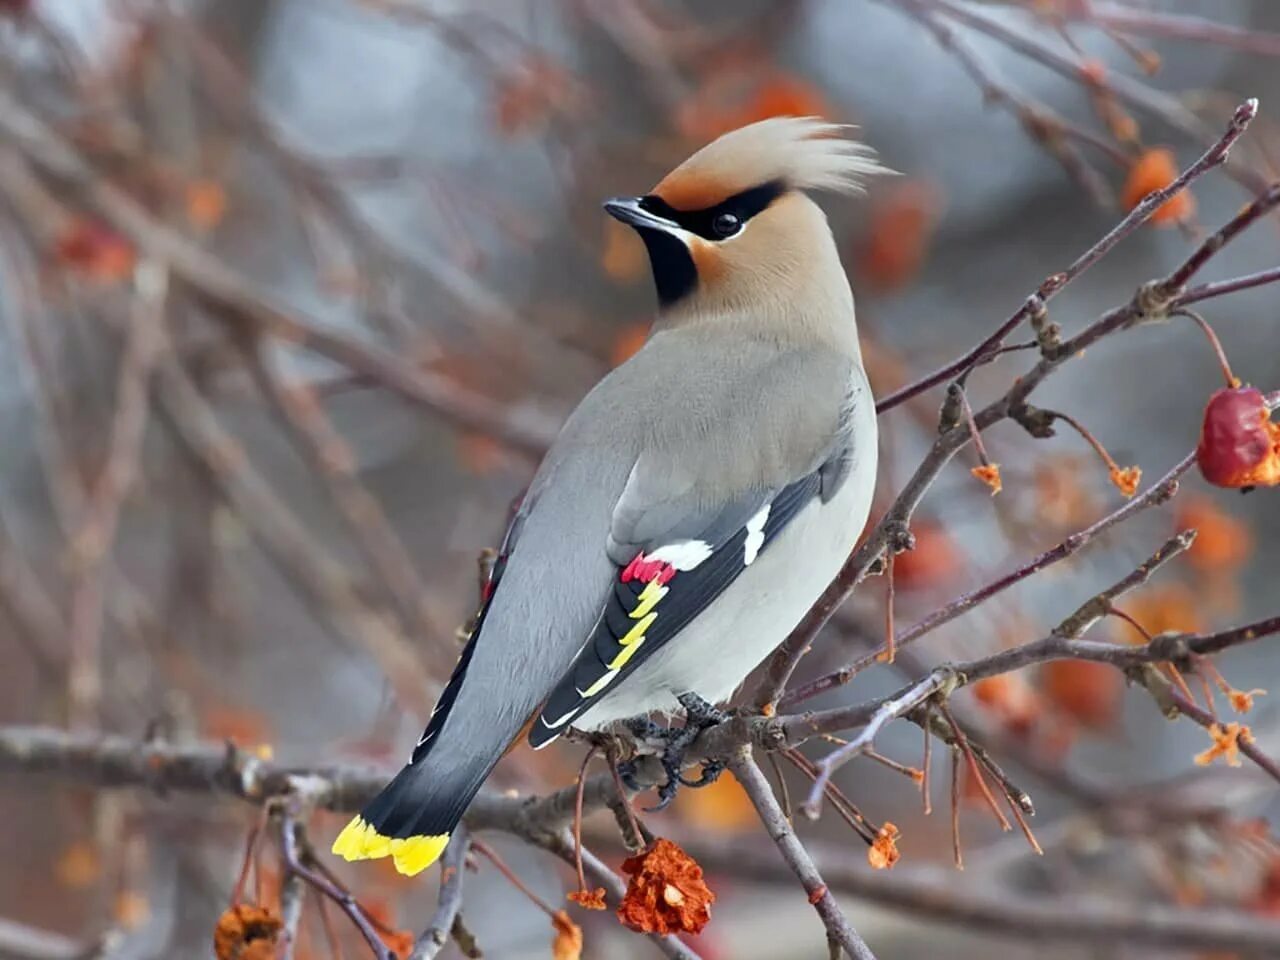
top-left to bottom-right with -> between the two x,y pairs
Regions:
331,816 -> 449,876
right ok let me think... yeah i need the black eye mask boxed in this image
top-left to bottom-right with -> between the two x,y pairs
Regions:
638,179 -> 785,242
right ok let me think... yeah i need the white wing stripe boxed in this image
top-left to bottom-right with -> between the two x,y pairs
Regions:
743,503 -> 771,565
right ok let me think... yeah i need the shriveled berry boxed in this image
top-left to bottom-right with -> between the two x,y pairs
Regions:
1195,386 -> 1280,488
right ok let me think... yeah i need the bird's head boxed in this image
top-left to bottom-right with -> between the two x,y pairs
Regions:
605,117 -> 889,330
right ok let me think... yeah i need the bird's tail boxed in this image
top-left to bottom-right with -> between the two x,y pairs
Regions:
331,749 -> 491,877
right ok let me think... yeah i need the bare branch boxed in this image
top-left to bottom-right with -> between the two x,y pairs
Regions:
409,826 -> 470,960
729,751 -> 877,960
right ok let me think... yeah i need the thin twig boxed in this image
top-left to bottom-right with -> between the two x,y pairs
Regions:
730,751 -> 878,960
279,805 -> 394,960
800,670 -> 955,818
782,451 -> 1193,707
409,826 -> 470,960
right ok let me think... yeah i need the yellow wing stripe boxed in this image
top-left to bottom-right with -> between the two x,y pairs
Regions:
331,815 -> 449,876
619,611 -> 657,646
584,668 -> 620,696
630,581 -> 667,619
609,636 -> 646,670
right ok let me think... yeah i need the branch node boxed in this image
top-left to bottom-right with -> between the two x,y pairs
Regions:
1026,295 -> 1063,357
938,382 -> 964,433
1131,279 -> 1176,322
1010,403 -> 1057,439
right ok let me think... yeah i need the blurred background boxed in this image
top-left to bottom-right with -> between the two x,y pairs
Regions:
1,1 -> 1279,958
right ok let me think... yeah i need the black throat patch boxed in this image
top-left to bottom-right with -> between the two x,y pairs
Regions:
638,228 -> 697,307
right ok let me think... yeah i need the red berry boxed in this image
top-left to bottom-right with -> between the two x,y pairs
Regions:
1195,386 -> 1280,488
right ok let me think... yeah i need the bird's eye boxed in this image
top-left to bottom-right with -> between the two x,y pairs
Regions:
712,212 -> 742,238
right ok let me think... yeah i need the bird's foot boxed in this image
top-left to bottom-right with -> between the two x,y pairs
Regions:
677,692 -> 730,727
643,693 -> 729,812
678,758 -> 725,789
622,715 -> 668,744
614,715 -> 668,791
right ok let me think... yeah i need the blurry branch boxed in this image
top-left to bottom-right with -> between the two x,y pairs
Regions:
168,13 -> 601,378
3,724 -> 1279,953
0,93 -> 444,716
241,340 -> 443,648
756,99 -> 1269,712
0,515 -> 67,677
0,917 -> 116,960
65,262 -> 166,731
1080,3 -> 1280,58
688,835 -> 1280,953
0,159 -> 176,705
153,345 -> 438,718
0,89 -> 561,456
888,0 -> 1272,193
897,0 -> 1121,205
871,98 -> 1256,416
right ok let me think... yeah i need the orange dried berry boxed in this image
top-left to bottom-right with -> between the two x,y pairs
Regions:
115,890 -> 150,930
551,910 -> 584,960
493,57 -> 573,138
1254,858 -> 1280,916
892,520 -> 960,590
1176,496 -> 1253,573
971,463 -> 1002,495
1041,659 -> 1122,730
972,673 -> 1041,737
213,904 -> 281,960
868,822 -> 901,870
1120,583 -> 1204,641
1194,722 -> 1252,767
185,179 -> 227,230
55,840 -> 102,889
678,770 -> 758,833
1196,386 -> 1280,489
617,838 -> 715,936
855,179 -> 944,294
1079,59 -> 1108,86
55,219 -> 136,282
1109,465 -> 1141,497
742,73 -> 831,124
1122,148 -> 1195,225
601,220 -> 647,284
567,887 -> 608,911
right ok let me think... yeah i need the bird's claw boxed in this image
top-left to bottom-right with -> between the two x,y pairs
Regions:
678,758 -> 725,789
625,693 -> 728,811
644,749 -> 688,812
615,758 -> 643,793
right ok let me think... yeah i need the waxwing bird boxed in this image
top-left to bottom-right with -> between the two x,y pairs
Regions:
333,117 -> 887,876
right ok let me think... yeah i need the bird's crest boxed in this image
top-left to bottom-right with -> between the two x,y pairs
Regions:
653,117 -> 890,212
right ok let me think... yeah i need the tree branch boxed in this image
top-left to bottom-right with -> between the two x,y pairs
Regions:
729,751 -> 877,960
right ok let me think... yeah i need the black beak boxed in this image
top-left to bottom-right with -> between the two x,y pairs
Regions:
603,196 -> 680,233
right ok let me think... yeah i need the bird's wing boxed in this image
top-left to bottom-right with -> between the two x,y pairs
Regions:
408,501 -> 526,763
529,438 -> 849,747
